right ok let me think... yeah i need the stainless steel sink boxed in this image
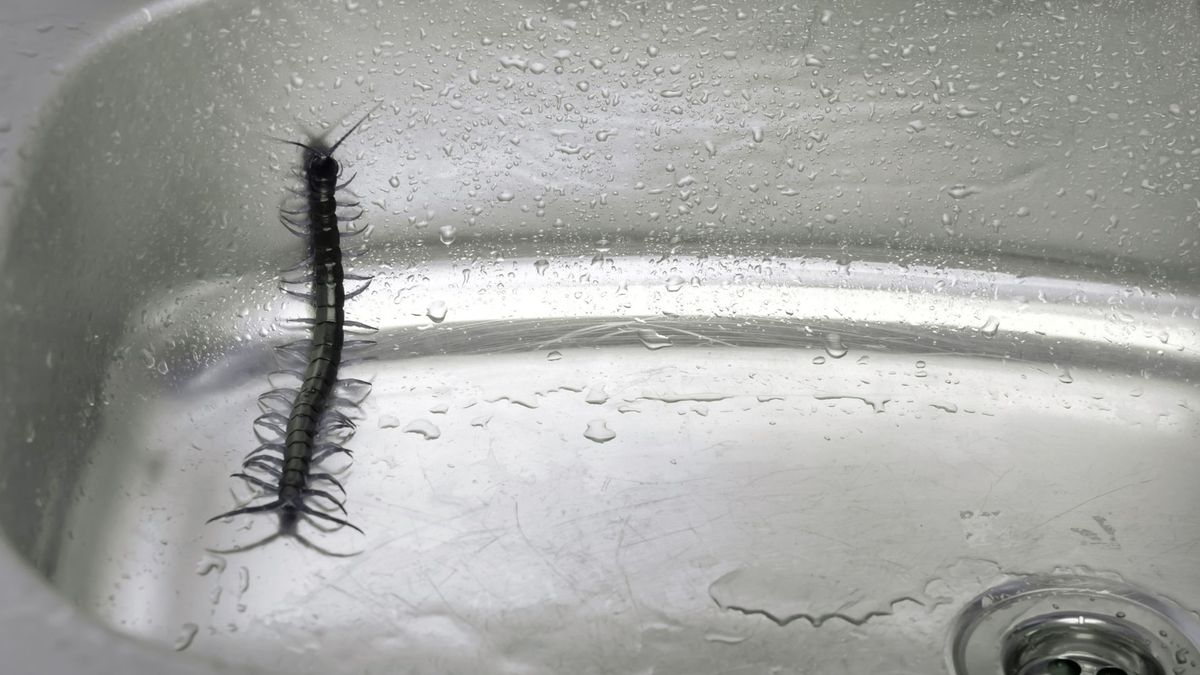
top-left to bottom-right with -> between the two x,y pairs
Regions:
2,1 -> 1198,673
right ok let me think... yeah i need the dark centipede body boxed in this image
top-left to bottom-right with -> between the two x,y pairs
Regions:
209,112 -> 375,535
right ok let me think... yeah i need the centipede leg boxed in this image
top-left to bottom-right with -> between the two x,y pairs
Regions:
303,488 -> 347,513
244,459 -> 284,478
343,278 -> 374,299
206,498 -> 285,524
308,473 -> 345,494
231,472 -> 279,493
311,444 -> 353,463
297,505 -> 364,534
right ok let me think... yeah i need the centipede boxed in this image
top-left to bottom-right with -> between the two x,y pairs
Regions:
208,109 -> 377,536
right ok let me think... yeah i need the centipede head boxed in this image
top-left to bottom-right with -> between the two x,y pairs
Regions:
305,152 -> 341,183
281,102 -> 381,182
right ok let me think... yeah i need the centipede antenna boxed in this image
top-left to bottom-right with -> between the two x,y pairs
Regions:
270,138 -> 324,155
328,102 -> 382,155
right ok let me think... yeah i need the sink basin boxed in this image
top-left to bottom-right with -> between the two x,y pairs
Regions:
1,1 -> 1198,673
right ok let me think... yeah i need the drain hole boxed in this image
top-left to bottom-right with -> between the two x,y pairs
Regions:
1046,659 -> 1081,675
950,575 -> 1200,675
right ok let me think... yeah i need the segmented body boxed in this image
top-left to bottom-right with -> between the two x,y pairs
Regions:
208,114 -> 374,535
278,153 -> 346,512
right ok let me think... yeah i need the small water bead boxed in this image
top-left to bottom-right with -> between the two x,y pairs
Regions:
824,333 -> 847,359
426,300 -> 447,323
583,420 -> 616,443
194,554 -> 226,576
173,623 -> 199,651
638,329 -> 672,350
978,316 -> 1000,337
404,419 -> 441,440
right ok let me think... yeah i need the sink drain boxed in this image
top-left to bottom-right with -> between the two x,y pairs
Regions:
948,575 -> 1200,675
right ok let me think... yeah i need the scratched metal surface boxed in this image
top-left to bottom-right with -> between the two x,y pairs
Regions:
1,0 -> 1198,674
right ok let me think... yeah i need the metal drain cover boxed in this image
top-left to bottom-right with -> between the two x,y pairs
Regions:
948,575 -> 1200,675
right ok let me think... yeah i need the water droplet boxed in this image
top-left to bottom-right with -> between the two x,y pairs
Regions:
637,328 -> 672,350
665,275 -> 685,292
978,316 -> 999,337
585,386 -> 609,404
750,126 -> 764,143
290,74 -> 304,88
546,350 -> 562,361
908,119 -> 927,132
497,191 -> 515,202
173,623 -> 199,651
237,567 -> 249,596
194,554 -> 226,576
812,355 -> 826,365
388,175 -> 401,188
404,419 -> 441,440
378,414 -> 400,429
583,419 -> 616,443
438,224 -> 456,245
823,333 -> 847,359
947,185 -> 980,199
705,632 -> 747,644
426,300 -> 447,323
534,259 -> 549,275
1057,367 -> 1074,384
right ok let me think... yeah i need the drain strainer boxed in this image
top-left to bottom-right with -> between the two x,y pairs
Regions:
948,575 -> 1200,675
